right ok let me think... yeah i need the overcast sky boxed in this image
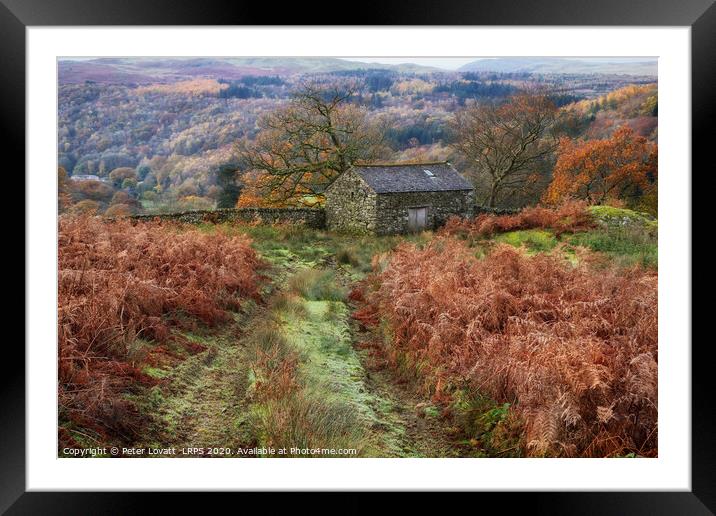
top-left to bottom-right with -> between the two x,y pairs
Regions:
62,56 -> 657,71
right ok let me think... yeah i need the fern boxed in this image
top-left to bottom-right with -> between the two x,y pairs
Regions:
356,236 -> 657,457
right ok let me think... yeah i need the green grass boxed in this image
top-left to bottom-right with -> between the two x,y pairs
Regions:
143,366 -> 170,379
496,229 -> 558,253
242,270 -> 384,456
194,222 -> 435,283
283,300 -> 368,409
249,392 -> 365,456
287,269 -> 346,301
568,226 -> 657,269
268,291 -> 309,317
482,213 -> 657,268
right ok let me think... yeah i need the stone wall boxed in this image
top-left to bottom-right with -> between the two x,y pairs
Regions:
132,207 -> 326,228
324,169 -> 378,234
128,190 -> 489,235
374,190 -> 474,235
472,205 -> 520,216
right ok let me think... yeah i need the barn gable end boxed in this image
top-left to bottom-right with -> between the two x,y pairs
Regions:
324,168 -> 378,234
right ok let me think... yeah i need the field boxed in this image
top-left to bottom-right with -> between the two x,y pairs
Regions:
58,203 -> 657,457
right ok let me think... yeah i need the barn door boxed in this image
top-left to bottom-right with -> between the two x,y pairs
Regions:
408,207 -> 427,231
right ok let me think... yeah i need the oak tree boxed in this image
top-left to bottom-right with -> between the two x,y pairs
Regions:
450,92 -> 560,208
236,81 -> 387,206
543,125 -> 657,207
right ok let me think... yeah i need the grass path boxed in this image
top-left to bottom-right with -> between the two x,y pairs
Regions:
135,224 -> 469,457
136,309 -> 258,455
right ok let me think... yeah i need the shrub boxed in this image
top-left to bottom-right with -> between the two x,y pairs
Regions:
72,180 -> 115,203
357,237 -> 657,457
244,318 -> 298,401
58,215 -> 264,446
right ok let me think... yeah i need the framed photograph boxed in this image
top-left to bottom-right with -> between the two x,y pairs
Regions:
10,0 -> 711,510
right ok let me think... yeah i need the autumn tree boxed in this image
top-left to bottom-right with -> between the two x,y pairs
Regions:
543,125 -> 657,208
236,81 -> 388,206
69,199 -> 100,215
108,167 -> 137,188
111,191 -> 131,205
450,91 -> 560,208
110,190 -> 141,212
73,179 -> 114,203
104,203 -> 134,218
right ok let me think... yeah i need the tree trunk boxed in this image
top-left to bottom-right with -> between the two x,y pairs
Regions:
487,183 -> 499,208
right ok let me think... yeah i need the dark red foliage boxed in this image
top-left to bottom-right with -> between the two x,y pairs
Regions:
358,237 -> 657,457
441,201 -> 595,238
58,216 -> 264,446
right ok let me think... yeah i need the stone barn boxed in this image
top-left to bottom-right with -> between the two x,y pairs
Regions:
324,162 -> 474,235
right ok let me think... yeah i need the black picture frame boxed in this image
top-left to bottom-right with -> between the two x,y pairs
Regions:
6,0 -> 711,512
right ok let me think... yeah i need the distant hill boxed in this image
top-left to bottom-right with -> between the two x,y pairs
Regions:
58,57 -> 440,84
224,57 -> 440,74
458,58 -> 657,76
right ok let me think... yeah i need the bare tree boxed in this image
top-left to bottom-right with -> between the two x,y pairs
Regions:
236,81 -> 387,206
450,92 -> 560,207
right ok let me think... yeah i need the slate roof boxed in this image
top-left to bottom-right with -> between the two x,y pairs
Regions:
351,162 -> 473,194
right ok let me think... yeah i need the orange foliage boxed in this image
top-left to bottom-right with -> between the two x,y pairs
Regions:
237,171 -> 277,207
69,199 -> 101,215
58,216 -> 264,445
104,203 -> 135,218
357,238 -> 657,457
441,201 -> 595,238
237,170 -> 323,207
544,126 -> 657,206
135,78 -> 228,96
569,84 -> 657,116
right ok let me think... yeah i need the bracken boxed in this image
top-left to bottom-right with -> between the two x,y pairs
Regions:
58,215 -> 264,447
441,200 -> 595,238
357,237 -> 657,457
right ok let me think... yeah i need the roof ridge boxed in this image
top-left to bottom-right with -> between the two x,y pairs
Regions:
353,161 -> 450,168
348,161 -> 473,194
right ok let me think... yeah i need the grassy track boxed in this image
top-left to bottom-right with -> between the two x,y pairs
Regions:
131,211 -> 656,457
132,224 -> 466,456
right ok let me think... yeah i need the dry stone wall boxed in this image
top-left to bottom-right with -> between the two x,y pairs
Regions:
127,196 -> 503,235
132,207 -> 326,228
473,205 -> 520,216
